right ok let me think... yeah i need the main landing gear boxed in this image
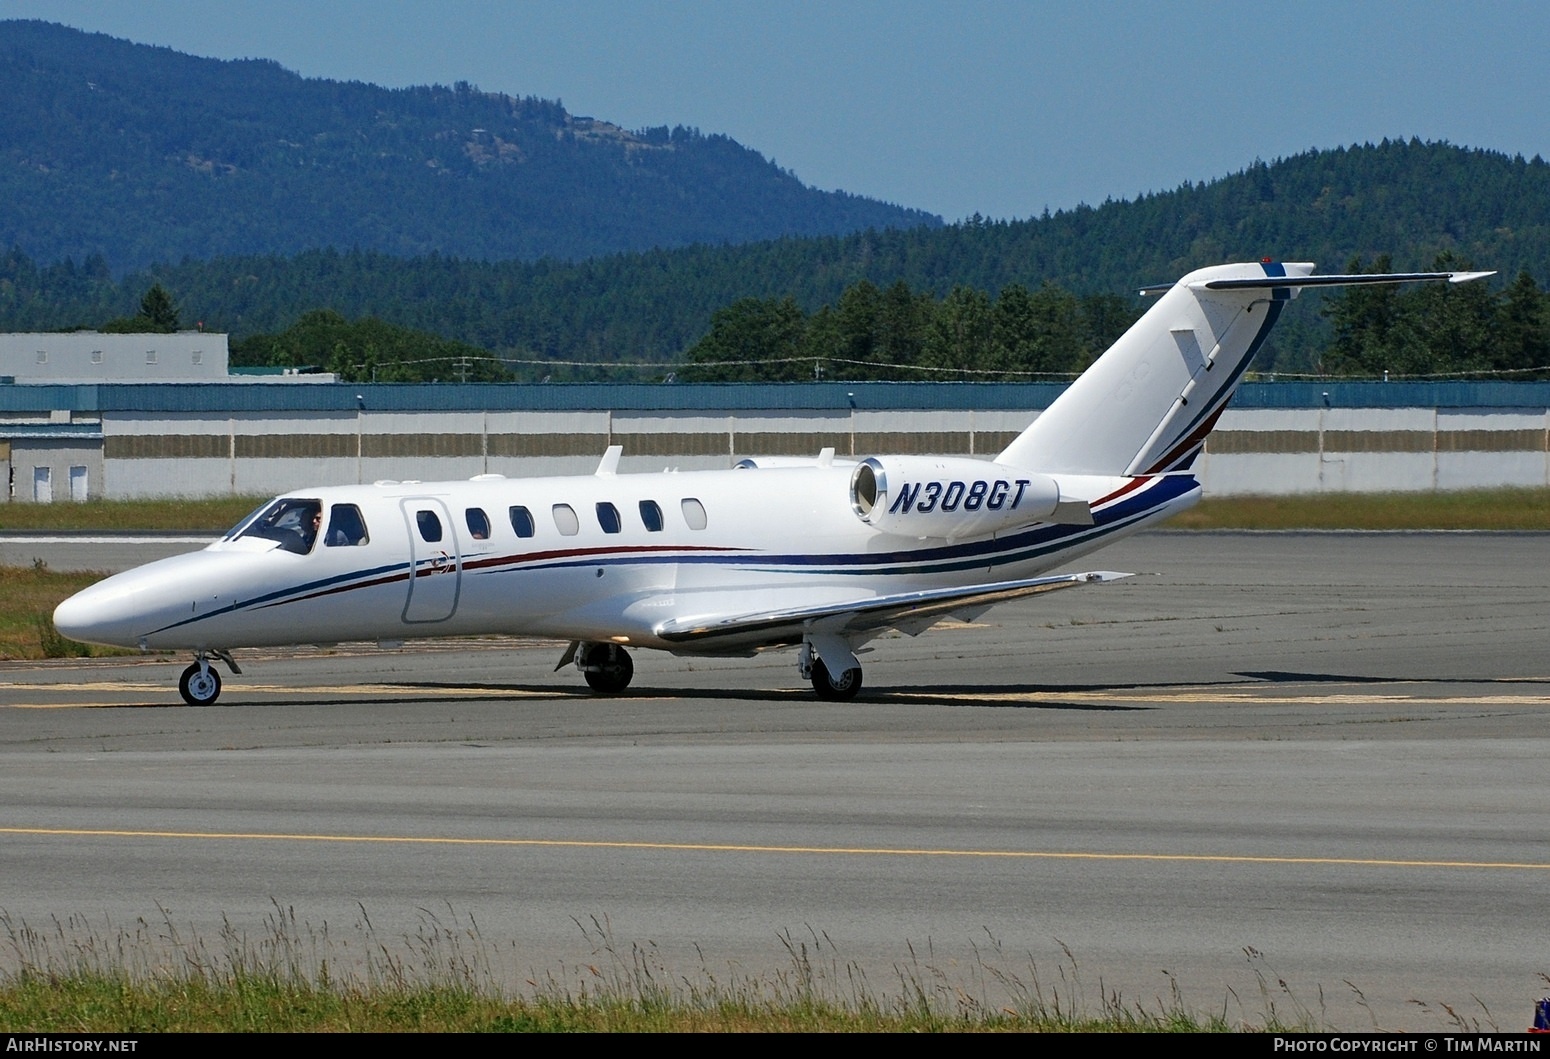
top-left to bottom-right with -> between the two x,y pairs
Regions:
558,638 -> 863,701
809,657 -> 863,701
575,642 -> 634,694
799,638 -> 863,701
178,650 -> 241,707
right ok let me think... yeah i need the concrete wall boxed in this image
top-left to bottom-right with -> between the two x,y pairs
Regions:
5,383 -> 1550,500
7,437 -> 103,503
70,404 -> 1550,499
1198,408 -> 1550,494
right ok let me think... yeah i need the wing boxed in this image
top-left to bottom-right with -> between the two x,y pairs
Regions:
653,570 -> 1130,653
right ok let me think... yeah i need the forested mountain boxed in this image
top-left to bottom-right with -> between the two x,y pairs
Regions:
4,133 -> 1550,376
0,21 -> 937,271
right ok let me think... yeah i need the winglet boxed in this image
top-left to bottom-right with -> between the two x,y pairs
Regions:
595,444 -> 623,476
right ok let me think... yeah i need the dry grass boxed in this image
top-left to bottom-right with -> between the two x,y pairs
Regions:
5,489 -> 1549,534
0,908 -> 1259,1033
0,496 -> 266,533
0,562 -> 110,659
1168,487 -> 1550,531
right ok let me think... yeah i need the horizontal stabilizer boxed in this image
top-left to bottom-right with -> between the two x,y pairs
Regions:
1139,269 -> 1495,296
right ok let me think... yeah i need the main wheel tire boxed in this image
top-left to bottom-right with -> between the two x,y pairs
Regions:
810,657 -> 862,701
582,644 -> 634,694
178,662 -> 222,707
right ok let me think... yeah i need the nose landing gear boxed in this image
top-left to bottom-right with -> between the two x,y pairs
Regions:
178,650 -> 241,706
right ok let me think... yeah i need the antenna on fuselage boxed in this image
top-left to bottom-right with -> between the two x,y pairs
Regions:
595,445 -> 623,476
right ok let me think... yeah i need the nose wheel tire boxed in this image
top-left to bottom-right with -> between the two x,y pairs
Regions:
581,644 -> 634,694
810,658 -> 862,701
179,663 -> 222,707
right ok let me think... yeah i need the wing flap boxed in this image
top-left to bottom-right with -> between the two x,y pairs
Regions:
654,570 -> 1130,648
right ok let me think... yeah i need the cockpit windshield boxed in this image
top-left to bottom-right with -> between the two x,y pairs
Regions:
229,498 -> 323,554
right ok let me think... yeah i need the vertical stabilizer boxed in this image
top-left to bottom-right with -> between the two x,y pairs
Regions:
997,261 -> 1495,476
998,261 -> 1308,475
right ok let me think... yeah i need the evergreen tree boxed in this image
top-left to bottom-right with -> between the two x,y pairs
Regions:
922,286 -> 994,374
681,297 -> 807,381
99,283 -> 182,334
873,280 -> 929,375
139,284 -> 180,330
1493,270 -> 1549,374
1389,251 -> 1497,375
1321,255 -> 1399,375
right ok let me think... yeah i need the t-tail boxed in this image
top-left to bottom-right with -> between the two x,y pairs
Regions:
997,260 -> 1494,476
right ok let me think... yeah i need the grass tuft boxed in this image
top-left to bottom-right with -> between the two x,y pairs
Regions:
0,907 -> 1297,1033
34,610 -> 90,658
0,565 -> 113,660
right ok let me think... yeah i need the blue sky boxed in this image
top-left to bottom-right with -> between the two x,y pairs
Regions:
7,1 -> 1549,222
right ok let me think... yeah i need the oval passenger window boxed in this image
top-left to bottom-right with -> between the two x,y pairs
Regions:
680,498 -> 707,531
552,503 -> 580,536
509,505 -> 535,538
416,510 -> 443,542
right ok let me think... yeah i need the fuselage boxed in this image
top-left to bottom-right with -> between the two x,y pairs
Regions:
52,463 -> 1199,655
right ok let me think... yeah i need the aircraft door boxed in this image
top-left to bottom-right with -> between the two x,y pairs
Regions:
401,498 -> 461,623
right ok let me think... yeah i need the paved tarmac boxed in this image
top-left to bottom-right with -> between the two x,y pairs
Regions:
2,531 -> 1548,1030
0,533 -> 213,572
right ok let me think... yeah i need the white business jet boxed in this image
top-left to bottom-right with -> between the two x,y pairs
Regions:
54,260 -> 1491,706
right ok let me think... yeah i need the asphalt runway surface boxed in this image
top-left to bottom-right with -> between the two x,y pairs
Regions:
3,531 -> 1548,1030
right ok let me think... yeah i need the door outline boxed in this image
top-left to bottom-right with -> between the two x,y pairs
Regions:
400,497 -> 462,623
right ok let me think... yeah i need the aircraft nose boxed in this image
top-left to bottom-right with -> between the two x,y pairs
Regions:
53,577 -> 147,648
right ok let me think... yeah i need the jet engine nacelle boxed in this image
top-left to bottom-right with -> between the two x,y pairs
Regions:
849,456 -> 1063,538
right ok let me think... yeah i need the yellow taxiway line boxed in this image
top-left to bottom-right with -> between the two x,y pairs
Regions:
2,825 -> 1546,872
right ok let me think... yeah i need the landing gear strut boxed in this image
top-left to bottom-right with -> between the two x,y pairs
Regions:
178,649 -> 241,707
579,642 -> 634,694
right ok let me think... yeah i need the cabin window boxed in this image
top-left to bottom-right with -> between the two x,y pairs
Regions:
596,502 -> 622,534
681,498 -> 708,531
552,503 -> 580,536
416,510 -> 443,543
465,507 -> 491,540
324,503 -> 369,546
639,500 -> 664,532
509,505 -> 535,538
233,497 -> 323,554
